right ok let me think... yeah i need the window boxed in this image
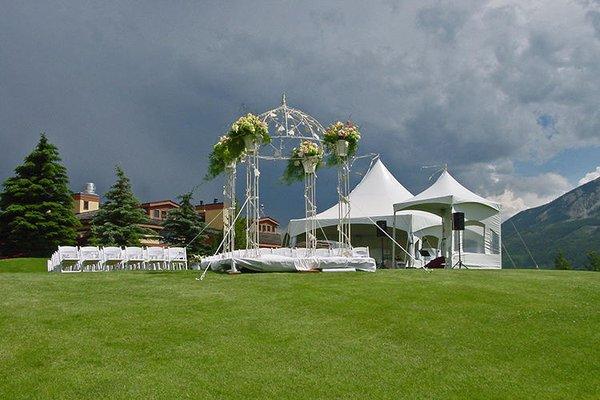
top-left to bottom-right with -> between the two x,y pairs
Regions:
464,225 -> 485,253
83,200 -> 89,211
161,210 -> 167,219
153,210 -> 160,219
490,230 -> 500,254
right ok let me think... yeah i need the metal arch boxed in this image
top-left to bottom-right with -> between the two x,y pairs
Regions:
259,94 -> 326,145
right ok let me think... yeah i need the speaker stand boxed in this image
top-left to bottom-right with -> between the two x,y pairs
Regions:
452,230 -> 468,269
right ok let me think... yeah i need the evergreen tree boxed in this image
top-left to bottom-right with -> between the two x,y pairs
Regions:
90,166 -> 149,246
553,251 -> 572,270
234,208 -> 247,250
0,134 -> 79,257
161,192 -> 210,257
585,251 -> 600,272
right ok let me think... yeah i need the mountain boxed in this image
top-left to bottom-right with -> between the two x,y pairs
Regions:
502,177 -> 600,269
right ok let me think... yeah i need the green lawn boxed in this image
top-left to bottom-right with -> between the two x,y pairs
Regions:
0,265 -> 598,399
0,257 -> 47,273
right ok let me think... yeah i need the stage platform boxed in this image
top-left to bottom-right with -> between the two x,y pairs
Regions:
201,247 -> 377,273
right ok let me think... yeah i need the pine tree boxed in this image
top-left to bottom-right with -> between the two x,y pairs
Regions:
90,166 -> 149,246
161,192 -> 210,257
0,134 -> 79,257
234,212 -> 247,250
586,251 -> 600,272
553,251 -> 572,270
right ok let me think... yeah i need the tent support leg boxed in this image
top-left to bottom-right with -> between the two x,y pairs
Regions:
392,211 -> 397,269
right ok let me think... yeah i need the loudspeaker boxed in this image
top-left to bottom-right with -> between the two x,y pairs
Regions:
452,212 -> 465,231
376,220 -> 387,237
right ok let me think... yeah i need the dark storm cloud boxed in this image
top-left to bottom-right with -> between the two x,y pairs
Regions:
1,1 -> 599,222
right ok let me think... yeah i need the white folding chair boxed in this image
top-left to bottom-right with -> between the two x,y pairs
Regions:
79,246 -> 103,271
145,247 -> 166,270
57,246 -> 80,272
124,247 -> 145,270
47,251 -> 59,272
102,247 -> 124,270
166,247 -> 187,270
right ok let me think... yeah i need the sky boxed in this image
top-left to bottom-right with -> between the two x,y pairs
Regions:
1,0 -> 599,223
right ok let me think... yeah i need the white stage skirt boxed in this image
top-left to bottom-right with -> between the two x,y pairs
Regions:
201,247 -> 377,273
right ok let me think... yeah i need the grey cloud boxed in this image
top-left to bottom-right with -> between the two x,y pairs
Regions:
587,10 -> 600,38
1,0 -> 599,223
416,4 -> 469,42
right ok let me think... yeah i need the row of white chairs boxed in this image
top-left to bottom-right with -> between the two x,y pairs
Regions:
48,246 -> 187,272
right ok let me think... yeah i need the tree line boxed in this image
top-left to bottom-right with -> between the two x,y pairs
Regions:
0,134 -> 213,259
554,250 -> 600,271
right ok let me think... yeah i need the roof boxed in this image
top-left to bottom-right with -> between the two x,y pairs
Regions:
288,158 -> 441,236
259,216 -> 279,226
73,193 -> 100,201
196,202 -> 225,211
76,210 -> 99,221
141,200 -> 180,208
315,158 -> 413,219
259,232 -> 283,246
393,170 -> 500,213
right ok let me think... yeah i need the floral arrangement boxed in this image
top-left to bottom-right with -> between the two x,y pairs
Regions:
228,113 -> 270,148
323,120 -> 361,165
282,140 -> 324,184
205,113 -> 270,180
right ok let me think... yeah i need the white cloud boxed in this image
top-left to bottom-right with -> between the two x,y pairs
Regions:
474,167 -> 573,220
578,166 -> 600,185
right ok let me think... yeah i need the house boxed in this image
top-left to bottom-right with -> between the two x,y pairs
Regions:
141,200 -> 180,221
73,183 -> 100,214
195,199 -> 225,231
70,184 -> 279,249
258,216 -> 282,248
72,184 -> 166,247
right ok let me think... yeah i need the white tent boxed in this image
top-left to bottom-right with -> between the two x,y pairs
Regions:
393,170 -> 502,269
288,159 -> 441,266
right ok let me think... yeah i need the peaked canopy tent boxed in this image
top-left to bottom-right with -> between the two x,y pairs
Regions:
393,170 -> 502,269
288,159 -> 441,267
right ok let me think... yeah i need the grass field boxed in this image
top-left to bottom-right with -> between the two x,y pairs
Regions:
0,261 -> 598,399
0,257 -> 47,273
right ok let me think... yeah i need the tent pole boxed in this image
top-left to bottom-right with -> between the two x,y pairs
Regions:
392,210 -> 397,269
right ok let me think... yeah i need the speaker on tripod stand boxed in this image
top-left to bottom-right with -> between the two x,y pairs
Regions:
452,212 -> 465,269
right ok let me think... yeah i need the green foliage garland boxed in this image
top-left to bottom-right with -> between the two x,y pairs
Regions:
205,113 -> 270,180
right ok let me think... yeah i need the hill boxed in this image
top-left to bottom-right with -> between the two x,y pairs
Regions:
0,267 -> 598,399
502,177 -> 600,268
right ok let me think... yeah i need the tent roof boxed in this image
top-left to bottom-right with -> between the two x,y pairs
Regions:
317,158 -> 413,219
393,170 -> 500,213
288,159 -> 441,236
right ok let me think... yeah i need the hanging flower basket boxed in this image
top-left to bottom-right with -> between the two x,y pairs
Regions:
336,139 -> 349,157
282,140 -> 324,184
229,113 -> 270,153
301,156 -> 319,174
205,113 -> 271,180
323,121 -> 361,165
